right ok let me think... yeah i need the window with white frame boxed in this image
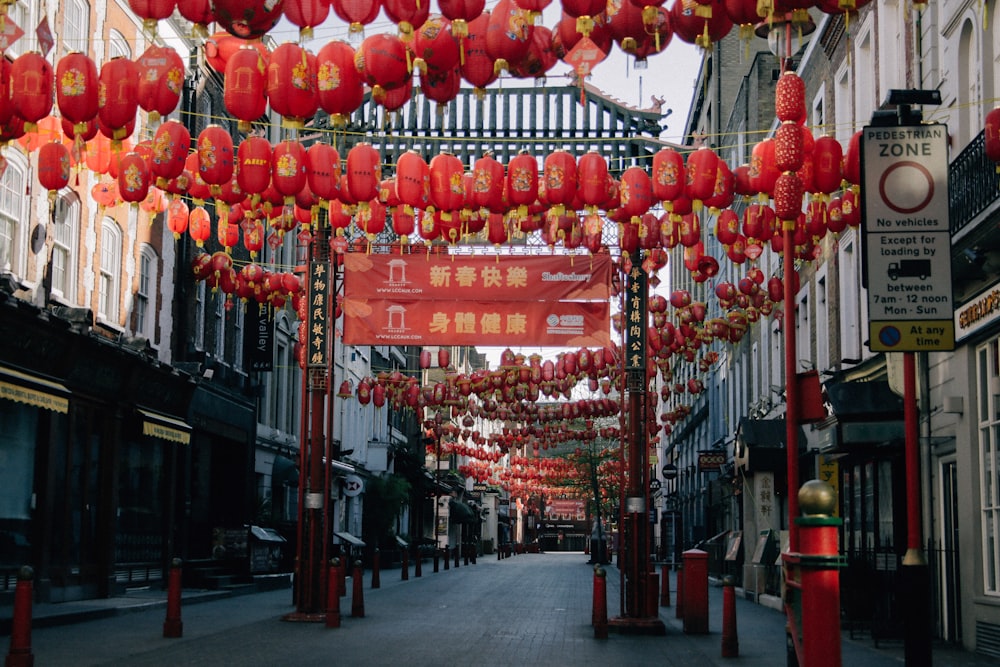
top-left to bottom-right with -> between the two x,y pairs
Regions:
0,155 -> 26,274
796,289 -> 811,369
214,291 -> 225,359
815,270 -> 830,373
838,231 -> 862,361
234,304 -> 244,371
51,192 -> 79,300
977,336 -> 1000,595
876,0 -> 906,104
108,29 -> 131,60
855,19 -> 876,127
98,219 -> 121,322
834,63 -> 852,143
135,245 -> 156,338
194,281 -> 206,349
770,319 -> 782,395
958,19 -> 980,150
62,0 -> 90,53
5,2 -> 31,57
812,84 -> 826,134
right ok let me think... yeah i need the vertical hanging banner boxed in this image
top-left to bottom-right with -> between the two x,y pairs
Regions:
624,265 -> 648,379
341,253 -> 613,347
307,262 -> 331,368
244,304 -> 274,371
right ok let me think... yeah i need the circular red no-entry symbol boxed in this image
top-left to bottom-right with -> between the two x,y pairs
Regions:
878,161 -> 934,214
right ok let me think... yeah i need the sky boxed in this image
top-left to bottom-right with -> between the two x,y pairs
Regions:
266,3 -> 706,145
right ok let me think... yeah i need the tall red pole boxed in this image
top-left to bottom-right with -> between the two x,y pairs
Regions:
5,566 -> 33,667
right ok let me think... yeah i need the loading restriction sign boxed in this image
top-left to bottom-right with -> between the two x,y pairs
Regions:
861,123 -> 955,352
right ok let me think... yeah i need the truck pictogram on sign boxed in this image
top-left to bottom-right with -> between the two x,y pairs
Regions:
887,259 -> 931,280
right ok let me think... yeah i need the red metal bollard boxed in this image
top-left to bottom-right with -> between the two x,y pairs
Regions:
326,559 -> 341,629
682,549 -> 709,634
163,558 -> 183,638
675,566 -> 684,619
5,565 -> 34,667
721,576 -> 739,657
414,548 -> 422,578
401,547 -> 409,581
660,564 -> 671,607
593,567 -> 608,639
351,560 -> 365,618
371,549 -> 381,589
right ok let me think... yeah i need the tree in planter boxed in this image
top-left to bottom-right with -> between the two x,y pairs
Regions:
362,473 -> 412,557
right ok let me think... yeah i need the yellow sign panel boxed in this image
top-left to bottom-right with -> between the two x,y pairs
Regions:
143,420 -> 191,444
868,319 -> 954,352
0,380 -> 69,413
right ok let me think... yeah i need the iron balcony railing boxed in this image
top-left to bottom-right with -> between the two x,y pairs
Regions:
949,130 -> 1000,235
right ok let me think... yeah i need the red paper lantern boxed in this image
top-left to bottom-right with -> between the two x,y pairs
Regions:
11,53 -> 54,129
37,142 -> 72,194
97,57 -> 139,140
346,143 -> 382,203
429,151 -> 466,211
749,138 -> 779,197
306,142 -> 342,203
471,153 -> 505,213
136,45 -> 184,121
56,53 -> 99,132
272,140 -> 308,204
383,0 -> 431,36
150,120 -> 190,184
461,12 -> 500,90
812,134 -> 844,194
773,171 -> 804,222
651,148 -> 685,206
704,159 -> 735,211
826,196 -> 846,234
421,68 -> 462,108
213,0 -> 284,38
414,16 -> 461,74
542,150 -> 577,210
506,152 -> 538,209
843,130 -> 863,186
237,136 -> 273,197
356,33 -> 411,96
508,25 -> 558,79
372,78 -> 414,111
166,197 -> 190,239
284,0 -> 331,40
118,152 -> 151,204
486,0 -> 534,74
396,150 -> 431,213
986,107 -> 1000,168
316,40 -> 365,125
577,151 -> 610,209
331,0 -> 383,32
618,166 -> 653,220
841,189 -> 860,227
774,121 -> 804,172
267,43 -> 318,129
715,208 -> 740,245
685,147 -> 719,209
670,0 -> 733,48
197,125 -> 235,188
224,46 -> 267,132
677,211 -> 701,247
177,0 -> 214,30
775,71 -> 806,123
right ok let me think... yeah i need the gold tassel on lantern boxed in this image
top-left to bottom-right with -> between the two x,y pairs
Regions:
576,15 -> 595,37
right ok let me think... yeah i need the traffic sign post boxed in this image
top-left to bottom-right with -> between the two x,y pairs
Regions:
860,123 -> 955,353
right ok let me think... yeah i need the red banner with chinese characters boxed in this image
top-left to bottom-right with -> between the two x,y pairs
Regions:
545,499 -> 586,522
342,253 -> 612,302
342,298 -> 612,347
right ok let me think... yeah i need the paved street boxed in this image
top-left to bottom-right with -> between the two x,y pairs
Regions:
4,552 -> 993,666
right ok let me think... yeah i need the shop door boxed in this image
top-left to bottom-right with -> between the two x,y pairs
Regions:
938,457 -> 962,642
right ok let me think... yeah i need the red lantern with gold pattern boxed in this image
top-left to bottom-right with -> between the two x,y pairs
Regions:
414,16 -> 460,74
11,53 -> 54,130
685,147 -> 719,209
471,153 -> 505,213
773,171 -> 804,222
56,53 -> 99,132
678,211 -> 701,247
267,43 -> 319,129
98,57 -> 139,140
306,142 -> 341,203
749,138 -> 779,197
704,159 -> 734,211
197,124 -> 235,188
506,152 -> 538,209
486,0 -> 534,73
618,166 -> 653,220
372,78 -> 414,111
429,151 -> 465,211
843,130 -> 863,186
37,142 -> 72,194
812,134 -> 844,194
542,150 -> 577,210
224,46 -> 267,132
347,143 -> 382,203
384,0 -> 431,37
213,0 -> 284,38
986,107 -> 1000,169
237,136 -> 272,197
150,120 -> 190,184
461,13 -> 499,90
670,0 -> 733,48
715,208 -> 739,245
272,140 -> 308,204
356,33 -> 411,96
841,189 -> 860,227
422,68 -> 462,108
775,71 -> 806,123
128,0 -> 177,31
651,148 -> 685,206
118,152 -> 151,204
774,120 -> 804,172
316,40 -> 365,125
177,0 -> 214,30
188,206 -> 212,246
136,45 -> 185,121
167,198 -> 189,239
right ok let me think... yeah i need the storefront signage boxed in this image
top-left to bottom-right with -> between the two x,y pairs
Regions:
306,261 -> 331,368
954,281 -> 1000,343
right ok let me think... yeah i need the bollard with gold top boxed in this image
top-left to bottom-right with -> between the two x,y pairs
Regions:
784,480 -> 845,667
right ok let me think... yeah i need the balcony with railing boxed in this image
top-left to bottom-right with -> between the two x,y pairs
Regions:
949,130 -> 1000,236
